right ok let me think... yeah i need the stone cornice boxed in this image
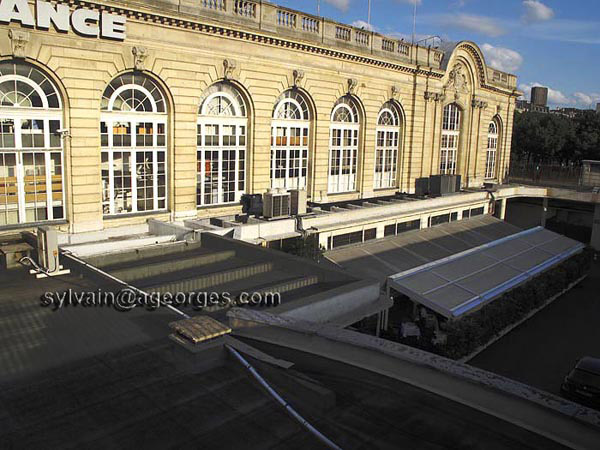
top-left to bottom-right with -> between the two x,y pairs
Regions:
46,1 -> 517,96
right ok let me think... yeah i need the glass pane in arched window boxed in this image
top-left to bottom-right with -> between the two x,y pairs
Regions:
271,90 -> 311,190
0,61 -> 64,227
100,72 -> 168,216
197,82 -> 248,206
440,104 -> 461,174
375,103 -> 402,189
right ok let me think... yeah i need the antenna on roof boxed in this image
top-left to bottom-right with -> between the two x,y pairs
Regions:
317,0 -> 320,16
368,0 -> 372,27
412,0 -> 418,44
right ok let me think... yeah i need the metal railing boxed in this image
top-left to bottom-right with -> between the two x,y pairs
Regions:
507,161 -> 589,190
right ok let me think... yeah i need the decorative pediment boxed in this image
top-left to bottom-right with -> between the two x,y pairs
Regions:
9,30 -> 30,59
223,59 -> 237,80
293,69 -> 305,87
132,46 -> 148,71
445,63 -> 470,99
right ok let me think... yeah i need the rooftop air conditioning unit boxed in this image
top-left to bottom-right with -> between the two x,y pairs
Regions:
430,175 -> 461,197
289,189 -> 308,216
34,226 -> 70,278
263,188 -> 291,219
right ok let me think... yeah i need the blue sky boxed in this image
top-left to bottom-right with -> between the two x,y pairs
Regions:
273,1 -> 600,109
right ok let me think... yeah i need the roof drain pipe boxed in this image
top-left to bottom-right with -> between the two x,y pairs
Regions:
226,344 -> 343,450
61,250 -> 190,320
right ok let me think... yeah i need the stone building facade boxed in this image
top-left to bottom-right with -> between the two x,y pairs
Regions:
0,0 -> 520,234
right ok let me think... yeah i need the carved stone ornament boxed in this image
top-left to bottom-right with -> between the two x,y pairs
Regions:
293,69 -> 304,87
445,63 -> 469,97
9,29 -> 30,59
497,104 -> 503,114
471,98 -> 488,109
391,85 -> 400,100
223,59 -> 237,80
347,78 -> 358,95
132,46 -> 148,71
424,91 -> 444,103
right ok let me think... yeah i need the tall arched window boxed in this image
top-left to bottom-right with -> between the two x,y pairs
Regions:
0,61 -> 65,226
197,82 -> 248,207
100,72 -> 168,215
375,102 -> 401,189
329,96 -> 360,193
271,90 -> 310,190
440,103 -> 461,175
486,120 -> 499,179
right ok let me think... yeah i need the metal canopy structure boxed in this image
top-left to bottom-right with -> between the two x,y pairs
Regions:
325,216 -> 522,283
388,227 -> 585,320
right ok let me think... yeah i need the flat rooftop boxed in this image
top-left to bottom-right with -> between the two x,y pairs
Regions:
0,333 -> 572,449
0,231 -> 380,382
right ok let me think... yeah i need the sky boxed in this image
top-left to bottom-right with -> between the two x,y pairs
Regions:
271,0 -> 600,109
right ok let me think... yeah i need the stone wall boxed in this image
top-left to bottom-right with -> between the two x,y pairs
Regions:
0,0 -> 519,233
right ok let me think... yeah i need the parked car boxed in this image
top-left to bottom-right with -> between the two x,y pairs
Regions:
561,357 -> 600,407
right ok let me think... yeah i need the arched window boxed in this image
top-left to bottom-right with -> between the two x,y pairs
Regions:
375,102 -> 401,189
440,103 -> 461,175
329,96 -> 360,193
100,72 -> 168,215
486,120 -> 499,179
271,90 -> 311,190
0,61 -> 65,226
197,82 -> 248,207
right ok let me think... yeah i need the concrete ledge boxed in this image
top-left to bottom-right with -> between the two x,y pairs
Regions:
227,308 -> 600,449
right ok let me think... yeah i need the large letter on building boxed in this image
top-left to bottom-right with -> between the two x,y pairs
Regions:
0,0 -> 35,27
101,12 -> 126,41
71,8 -> 99,37
36,0 -> 69,32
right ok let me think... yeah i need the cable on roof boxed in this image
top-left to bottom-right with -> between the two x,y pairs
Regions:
226,344 -> 343,450
61,250 -> 191,320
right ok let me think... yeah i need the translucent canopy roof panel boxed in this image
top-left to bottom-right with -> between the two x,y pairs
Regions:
388,227 -> 585,319
325,216 -> 522,283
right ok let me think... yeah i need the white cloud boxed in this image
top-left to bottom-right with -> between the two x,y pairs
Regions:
395,0 -> 422,5
481,43 -> 523,73
325,0 -> 350,12
525,19 -> 600,45
573,92 -> 600,107
519,82 -> 574,106
351,20 -> 375,31
435,14 -> 506,37
522,1 -> 554,23
519,83 -> 600,108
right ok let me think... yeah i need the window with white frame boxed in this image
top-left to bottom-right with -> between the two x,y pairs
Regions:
329,96 -> 360,193
375,102 -> 401,189
486,120 -> 499,179
0,61 -> 65,227
271,90 -> 310,190
197,82 -> 247,207
100,72 -> 167,216
440,103 -> 461,175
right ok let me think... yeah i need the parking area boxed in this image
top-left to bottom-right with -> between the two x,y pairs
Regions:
469,258 -> 600,397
